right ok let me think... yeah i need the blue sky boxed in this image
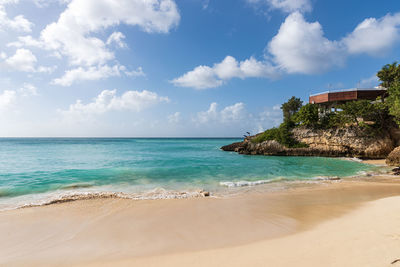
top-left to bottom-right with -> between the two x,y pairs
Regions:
0,0 -> 399,137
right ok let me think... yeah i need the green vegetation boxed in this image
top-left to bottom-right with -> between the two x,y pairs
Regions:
281,96 -> 303,122
252,61 -> 400,146
387,81 -> 400,125
251,97 -> 308,148
293,103 -> 319,128
377,62 -> 400,88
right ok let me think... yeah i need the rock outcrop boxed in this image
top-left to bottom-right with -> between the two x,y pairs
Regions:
386,146 -> 400,166
222,127 -> 395,159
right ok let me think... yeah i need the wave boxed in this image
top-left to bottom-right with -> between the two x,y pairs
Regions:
17,188 -> 211,210
0,187 -> 12,198
311,176 -> 341,181
219,178 -> 285,188
60,182 -> 95,190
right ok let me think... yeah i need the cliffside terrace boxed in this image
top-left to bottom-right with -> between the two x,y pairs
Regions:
309,88 -> 387,112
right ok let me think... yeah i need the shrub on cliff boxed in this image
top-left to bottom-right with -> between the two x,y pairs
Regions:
335,99 -> 390,130
294,103 -> 319,128
251,121 -> 307,148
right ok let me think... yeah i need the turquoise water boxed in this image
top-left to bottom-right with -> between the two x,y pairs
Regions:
0,138 -> 374,208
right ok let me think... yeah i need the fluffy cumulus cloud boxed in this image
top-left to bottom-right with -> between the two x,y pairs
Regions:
194,102 -> 246,124
106,32 -> 127,48
6,0 -> 179,85
268,12 -> 345,74
0,82 -> 38,110
52,65 -> 144,86
1,48 -> 55,73
4,48 -> 37,72
172,56 -> 278,89
174,11 -> 400,89
247,0 -> 312,13
0,0 -> 33,32
343,13 -> 400,55
36,0 -> 180,67
61,89 -> 169,118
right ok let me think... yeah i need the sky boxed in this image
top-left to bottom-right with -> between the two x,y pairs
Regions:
0,0 -> 400,137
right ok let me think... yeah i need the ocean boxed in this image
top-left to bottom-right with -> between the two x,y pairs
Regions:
0,138 -> 376,210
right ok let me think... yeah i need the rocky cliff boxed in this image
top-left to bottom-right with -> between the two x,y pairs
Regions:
222,127 -> 396,159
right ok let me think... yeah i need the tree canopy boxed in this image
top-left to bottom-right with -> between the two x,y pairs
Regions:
281,96 -> 303,123
377,62 -> 400,88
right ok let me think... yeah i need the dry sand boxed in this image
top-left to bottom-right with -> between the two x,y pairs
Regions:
362,159 -> 388,166
1,177 -> 400,266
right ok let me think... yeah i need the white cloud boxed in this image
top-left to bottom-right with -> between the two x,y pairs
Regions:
195,102 -> 218,123
220,102 -> 246,122
173,9 -> 400,90
120,66 -> 145,77
168,112 -> 181,124
5,48 -> 37,72
106,32 -> 127,48
18,83 -> 38,97
268,12 -> 344,74
194,102 -> 246,124
61,89 -> 169,117
7,35 -> 45,48
53,64 -> 145,86
172,56 -> 278,89
191,102 -> 282,136
359,74 -> 379,88
0,82 -> 38,110
36,0 -> 180,66
0,1 -> 33,32
0,90 -> 16,109
2,48 -> 56,73
246,0 -> 311,13
172,65 -> 223,89
174,11 -> 400,89
343,13 -> 400,55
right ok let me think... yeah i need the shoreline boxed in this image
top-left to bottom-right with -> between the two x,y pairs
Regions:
1,174 -> 400,266
0,157 -> 389,212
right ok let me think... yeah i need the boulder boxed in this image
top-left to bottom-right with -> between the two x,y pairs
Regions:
386,147 -> 400,166
221,141 -> 244,152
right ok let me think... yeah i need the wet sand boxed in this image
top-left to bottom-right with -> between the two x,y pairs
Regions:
1,177 -> 400,266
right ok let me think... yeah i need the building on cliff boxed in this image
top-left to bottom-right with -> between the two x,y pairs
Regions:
309,87 -> 387,114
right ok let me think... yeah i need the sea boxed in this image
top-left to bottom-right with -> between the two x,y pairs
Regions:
0,138 -> 379,210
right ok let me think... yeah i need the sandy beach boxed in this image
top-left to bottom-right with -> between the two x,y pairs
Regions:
1,172 -> 400,266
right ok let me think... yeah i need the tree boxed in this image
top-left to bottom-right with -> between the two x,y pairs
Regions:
386,81 -> 400,125
294,103 -> 319,128
281,96 -> 303,123
377,62 -> 400,88
336,100 -> 389,128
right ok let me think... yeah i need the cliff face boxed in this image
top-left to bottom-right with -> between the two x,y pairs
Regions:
222,127 -> 395,159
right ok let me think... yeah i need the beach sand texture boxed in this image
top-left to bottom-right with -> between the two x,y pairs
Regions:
1,179 -> 400,266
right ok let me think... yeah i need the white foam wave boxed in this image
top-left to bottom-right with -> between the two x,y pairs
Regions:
219,178 -> 283,188
0,188 -> 212,211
